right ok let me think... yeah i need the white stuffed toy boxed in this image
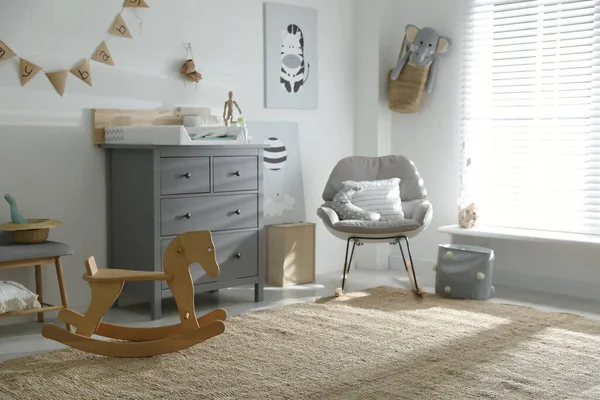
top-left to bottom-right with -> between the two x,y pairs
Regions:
332,186 -> 381,221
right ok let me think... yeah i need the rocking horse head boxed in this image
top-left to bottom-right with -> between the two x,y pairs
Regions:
164,231 -> 220,278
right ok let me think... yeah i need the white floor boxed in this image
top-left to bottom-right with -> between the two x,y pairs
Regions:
1,270 -> 600,362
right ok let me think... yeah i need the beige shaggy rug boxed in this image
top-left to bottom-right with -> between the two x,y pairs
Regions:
1,286 -> 599,399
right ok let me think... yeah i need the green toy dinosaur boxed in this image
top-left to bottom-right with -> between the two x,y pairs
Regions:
4,194 -> 29,224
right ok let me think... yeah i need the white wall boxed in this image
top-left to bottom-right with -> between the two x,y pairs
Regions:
354,0 -> 380,159
353,0 -> 395,271
388,0 -> 464,268
0,0 -> 356,312
387,0 -> 600,300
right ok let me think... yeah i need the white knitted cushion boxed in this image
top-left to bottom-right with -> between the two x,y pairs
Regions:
342,178 -> 405,221
0,281 -> 41,314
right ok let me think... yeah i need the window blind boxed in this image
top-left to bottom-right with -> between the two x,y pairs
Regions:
462,0 -> 600,235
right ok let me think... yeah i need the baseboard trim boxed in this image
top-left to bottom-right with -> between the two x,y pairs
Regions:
388,254 -> 435,271
493,269 -> 600,301
388,254 -> 600,301
388,254 -> 436,287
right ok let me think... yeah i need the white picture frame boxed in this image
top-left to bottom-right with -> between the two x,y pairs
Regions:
263,3 -> 318,109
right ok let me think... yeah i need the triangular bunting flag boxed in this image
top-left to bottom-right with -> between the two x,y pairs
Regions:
110,13 -> 132,38
70,59 -> 92,87
46,70 -> 69,97
19,58 -> 42,86
123,0 -> 149,7
91,41 -> 115,66
0,40 -> 16,62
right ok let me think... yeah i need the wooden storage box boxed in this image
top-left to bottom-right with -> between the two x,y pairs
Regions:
267,223 -> 316,287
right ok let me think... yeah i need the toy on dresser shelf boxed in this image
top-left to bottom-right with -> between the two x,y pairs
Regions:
41,230 -> 227,358
0,194 -> 62,244
223,91 -> 242,127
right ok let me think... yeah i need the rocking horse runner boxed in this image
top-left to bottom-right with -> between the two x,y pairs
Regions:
42,231 -> 227,358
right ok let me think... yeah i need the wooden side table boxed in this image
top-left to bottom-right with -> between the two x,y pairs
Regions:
267,223 -> 316,287
0,241 -> 73,330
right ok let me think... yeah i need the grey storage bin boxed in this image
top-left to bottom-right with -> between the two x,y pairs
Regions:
435,244 -> 495,301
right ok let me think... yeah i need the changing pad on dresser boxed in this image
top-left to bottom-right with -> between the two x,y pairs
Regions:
104,125 -> 248,146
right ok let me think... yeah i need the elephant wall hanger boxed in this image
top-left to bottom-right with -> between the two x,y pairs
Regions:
388,24 -> 451,113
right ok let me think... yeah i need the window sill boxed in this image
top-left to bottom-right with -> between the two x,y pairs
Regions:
438,225 -> 600,247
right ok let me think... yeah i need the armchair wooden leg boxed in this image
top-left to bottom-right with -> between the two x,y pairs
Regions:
35,265 -> 43,323
398,237 -> 424,296
54,257 -> 71,331
340,238 -> 357,294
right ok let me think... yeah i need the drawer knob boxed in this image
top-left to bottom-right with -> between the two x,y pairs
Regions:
232,171 -> 241,177
233,209 -> 242,216
182,172 -> 192,179
183,213 -> 193,220
234,253 -> 242,259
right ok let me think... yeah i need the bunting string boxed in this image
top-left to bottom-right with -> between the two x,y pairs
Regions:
0,0 -> 149,97
133,8 -> 145,36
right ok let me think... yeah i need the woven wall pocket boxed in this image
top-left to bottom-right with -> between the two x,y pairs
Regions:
388,38 -> 430,114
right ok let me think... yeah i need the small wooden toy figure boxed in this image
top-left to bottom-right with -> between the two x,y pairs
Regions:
223,91 -> 242,127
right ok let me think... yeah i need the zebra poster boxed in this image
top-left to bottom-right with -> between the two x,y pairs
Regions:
264,3 -> 318,109
246,121 -> 306,226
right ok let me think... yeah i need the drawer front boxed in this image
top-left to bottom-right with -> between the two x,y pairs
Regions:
161,230 -> 258,288
160,157 -> 210,195
213,156 -> 258,193
161,194 -> 258,236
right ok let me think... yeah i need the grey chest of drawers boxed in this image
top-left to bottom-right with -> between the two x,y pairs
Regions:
103,144 -> 268,320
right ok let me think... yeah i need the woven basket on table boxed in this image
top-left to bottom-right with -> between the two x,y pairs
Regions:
0,219 -> 61,244
12,228 -> 50,244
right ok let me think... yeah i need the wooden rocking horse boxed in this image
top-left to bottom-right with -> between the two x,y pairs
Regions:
41,231 -> 227,358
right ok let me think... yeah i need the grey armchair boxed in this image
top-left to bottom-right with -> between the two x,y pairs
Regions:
317,155 -> 433,295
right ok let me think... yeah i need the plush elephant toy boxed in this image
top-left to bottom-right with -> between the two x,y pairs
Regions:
331,186 -> 381,222
390,24 -> 451,94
